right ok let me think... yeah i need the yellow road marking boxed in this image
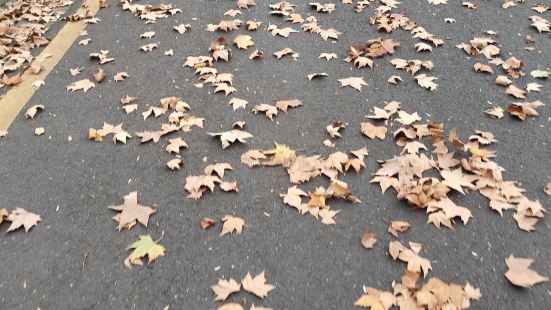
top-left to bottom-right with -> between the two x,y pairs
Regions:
0,0 -> 100,131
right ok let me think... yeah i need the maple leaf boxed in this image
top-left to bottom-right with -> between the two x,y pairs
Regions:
485,106 -> 504,118
263,143 -> 296,167
6,208 -> 41,232
114,72 -> 129,81
242,272 -> 275,298
140,43 -> 159,52
273,47 -> 299,59
139,31 -> 155,39
308,72 -> 328,80
173,23 -> 191,34
185,175 -> 221,199
505,255 -> 549,287
212,278 -> 241,301
287,155 -> 322,184
440,169 -> 475,194
201,217 -> 215,229
280,186 -> 308,210
167,158 -> 182,170
67,79 -> 95,92
319,53 -> 338,60
275,99 -> 302,113
208,129 -> 253,149
108,192 -> 155,230
93,68 -> 105,82
388,221 -> 410,237
125,235 -> 165,267
233,34 -> 254,49
387,75 -> 402,85
241,149 -> 267,167
338,77 -> 367,91
267,25 -> 298,37
361,122 -> 387,140
389,241 -> 432,277
25,105 -> 45,119
414,74 -> 438,91
0,208 -> 7,224
326,121 -> 345,138
361,232 -> 377,249
166,137 -> 187,154
507,101 -> 545,120
253,104 -> 278,120
220,215 -> 245,236
229,98 -> 248,110
473,62 -> 493,73
220,181 -> 239,192
205,163 -> 233,178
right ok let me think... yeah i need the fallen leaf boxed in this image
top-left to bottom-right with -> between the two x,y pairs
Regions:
124,235 -> 165,267
338,77 -> 368,91
34,127 -> 45,136
208,129 -> 253,149
415,74 -> 438,91
201,217 -> 215,229
93,68 -> 105,82
233,34 -> 254,49
242,272 -> 275,298
25,105 -> 45,119
6,208 -> 41,232
220,215 -> 245,236
67,79 -> 95,92
361,122 -> 387,140
505,255 -> 549,288
114,72 -> 129,81
361,232 -> 377,249
107,192 -> 155,230
212,278 -> 241,301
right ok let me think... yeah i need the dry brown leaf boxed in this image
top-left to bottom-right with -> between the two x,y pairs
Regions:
114,72 -> 129,81
388,221 -> 410,237
208,129 -> 253,149
201,217 -> 215,229
505,255 -> 549,287
233,34 -> 254,49
308,72 -> 328,80
139,31 -> 155,39
7,208 -> 41,232
326,121 -> 345,138
253,104 -> 278,120
220,181 -> 239,192
220,215 -> 245,236
67,79 -> 95,92
107,192 -> 155,230
212,278 -> 241,301
361,122 -> 387,140
25,105 -> 45,119
319,52 -> 338,60
93,68 -> 105,82
274,47 -> 299,59
485,106 -> 504,118
241,149 -> 267,168
275,99 -> 302,113
167,158 -> 182,170
242,271 -> 275,298
34,127 -> 45,136
205,163 -> 233,178
389,240 -> 432,277
415,74 -> 438,91
473,62 -> 493,74
185,175 -> 222,199
361,232 -> 377,249
505,84 -> 526,99
507,101 -> 545,120
338,77 -> 368,91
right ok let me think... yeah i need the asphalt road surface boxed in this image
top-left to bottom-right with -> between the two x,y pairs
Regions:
1,0 -> 550,309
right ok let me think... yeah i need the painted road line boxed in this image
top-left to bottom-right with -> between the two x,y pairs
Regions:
0,0 -> 100,132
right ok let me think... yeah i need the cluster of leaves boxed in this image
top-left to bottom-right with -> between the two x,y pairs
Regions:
365,100 -> 545,231
354,269 -> 482,310
0,0 -> 73,89
212,271 -> 275,309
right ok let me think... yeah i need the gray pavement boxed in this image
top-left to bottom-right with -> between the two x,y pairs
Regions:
1,0 -> 550,309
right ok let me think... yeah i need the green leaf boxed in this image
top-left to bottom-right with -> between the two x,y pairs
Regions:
125,235 -> 165,266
